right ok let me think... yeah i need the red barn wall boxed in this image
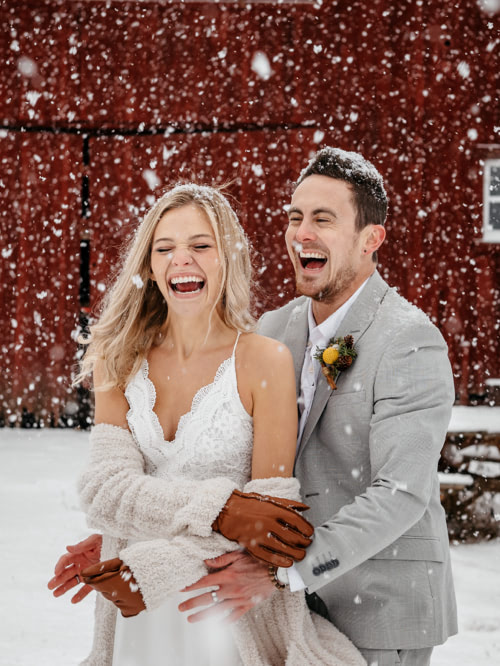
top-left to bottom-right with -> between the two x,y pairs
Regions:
0,0 -> 498,424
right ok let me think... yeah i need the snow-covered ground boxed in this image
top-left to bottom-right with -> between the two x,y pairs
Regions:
0,429 -> 94,666
1,424 -> 499,666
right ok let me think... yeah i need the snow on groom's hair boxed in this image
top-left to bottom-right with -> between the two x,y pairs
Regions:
297,147 -> 388,231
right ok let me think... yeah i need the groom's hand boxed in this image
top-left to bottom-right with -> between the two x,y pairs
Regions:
212,490 -> 314,568
179,551 -> 274,624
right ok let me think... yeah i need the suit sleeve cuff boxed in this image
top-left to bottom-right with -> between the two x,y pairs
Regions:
277,564 -> 306,592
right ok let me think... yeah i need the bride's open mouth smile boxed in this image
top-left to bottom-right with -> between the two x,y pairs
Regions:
168,275 -> 206,297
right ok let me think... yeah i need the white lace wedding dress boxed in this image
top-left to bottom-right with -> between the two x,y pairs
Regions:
112,334 -> 253,666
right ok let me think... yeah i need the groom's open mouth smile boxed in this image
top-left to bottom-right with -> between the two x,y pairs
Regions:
168,275 -> 206,296
298,251 -> 327,272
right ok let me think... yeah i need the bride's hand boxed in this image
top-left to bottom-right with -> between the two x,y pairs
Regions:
178,550 -> 275,624
48,533 -> 103,603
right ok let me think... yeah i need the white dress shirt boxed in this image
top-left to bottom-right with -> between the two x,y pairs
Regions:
282,279 -> 369,592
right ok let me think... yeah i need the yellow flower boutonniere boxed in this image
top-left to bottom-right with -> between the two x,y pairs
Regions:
314,334 -> 357,390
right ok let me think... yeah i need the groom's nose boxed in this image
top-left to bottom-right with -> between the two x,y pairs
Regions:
294,217 -> 317,244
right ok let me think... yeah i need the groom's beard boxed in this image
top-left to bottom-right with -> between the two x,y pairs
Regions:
295,258 -> 358,305
308,265 -> 357,304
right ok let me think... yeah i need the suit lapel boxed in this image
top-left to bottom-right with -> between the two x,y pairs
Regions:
281,297 -> 309,395
296,271 -> 389,460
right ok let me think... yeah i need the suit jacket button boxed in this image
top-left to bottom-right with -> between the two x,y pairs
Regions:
313,567 -> 321,576
331,558 -> 339,568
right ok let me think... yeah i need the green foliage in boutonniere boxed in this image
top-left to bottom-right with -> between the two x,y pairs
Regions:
313,334 -> 357,390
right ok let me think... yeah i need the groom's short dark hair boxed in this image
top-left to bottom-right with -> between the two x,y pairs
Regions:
297,147 -> 388,232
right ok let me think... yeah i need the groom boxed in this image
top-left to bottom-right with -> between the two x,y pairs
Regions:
182,147 -> 458,666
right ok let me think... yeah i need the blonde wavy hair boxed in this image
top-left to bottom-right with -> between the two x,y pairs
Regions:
76,184 -> 256,390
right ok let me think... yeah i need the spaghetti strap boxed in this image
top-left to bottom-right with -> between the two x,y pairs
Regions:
231,331 -> 241,358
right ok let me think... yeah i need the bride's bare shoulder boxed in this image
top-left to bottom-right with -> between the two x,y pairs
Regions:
237,332 -> 293,371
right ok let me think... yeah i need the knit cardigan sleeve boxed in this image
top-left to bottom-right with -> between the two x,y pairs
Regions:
77,423 -> 237,540
120,476 -> 302,610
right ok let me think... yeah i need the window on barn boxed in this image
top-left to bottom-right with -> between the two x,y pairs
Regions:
483,159 -> 500,242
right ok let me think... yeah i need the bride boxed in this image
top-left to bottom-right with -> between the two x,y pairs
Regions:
49,184 -> 365,666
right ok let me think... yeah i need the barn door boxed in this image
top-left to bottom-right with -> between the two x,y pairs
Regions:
0,132 -> 82,425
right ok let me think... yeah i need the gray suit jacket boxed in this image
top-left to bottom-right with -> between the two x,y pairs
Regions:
259,271 -> 458,650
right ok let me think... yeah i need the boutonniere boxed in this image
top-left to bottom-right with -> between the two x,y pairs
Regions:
314,335 -> 357,390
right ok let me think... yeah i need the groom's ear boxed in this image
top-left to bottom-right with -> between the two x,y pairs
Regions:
362,224 -> 386,255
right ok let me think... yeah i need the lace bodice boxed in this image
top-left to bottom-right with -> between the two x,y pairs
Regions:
125,336 -> 253,487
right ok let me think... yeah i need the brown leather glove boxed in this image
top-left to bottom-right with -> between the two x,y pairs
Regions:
81,557 -> 146,617
212,489 -> 314,568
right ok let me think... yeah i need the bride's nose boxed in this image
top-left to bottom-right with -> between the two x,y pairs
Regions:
171,247 -> 193,266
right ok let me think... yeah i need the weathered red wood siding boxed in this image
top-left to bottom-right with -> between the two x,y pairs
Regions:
0,131 -> 82,422
0,0 -> 498,422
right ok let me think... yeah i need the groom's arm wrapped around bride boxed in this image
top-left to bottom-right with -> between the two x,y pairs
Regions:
76,424 -> 313,615
78,422 -> 313,567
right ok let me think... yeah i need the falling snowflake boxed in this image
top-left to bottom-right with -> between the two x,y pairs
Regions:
251,52 -> 272,80
457,61 -> 471,78
142,169 -> 160,190
17,56 -> 38,77
131,274 -> 144,289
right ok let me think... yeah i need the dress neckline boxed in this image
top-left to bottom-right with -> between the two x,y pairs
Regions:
144,332 -> 242,444
144,356 -> 232,444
